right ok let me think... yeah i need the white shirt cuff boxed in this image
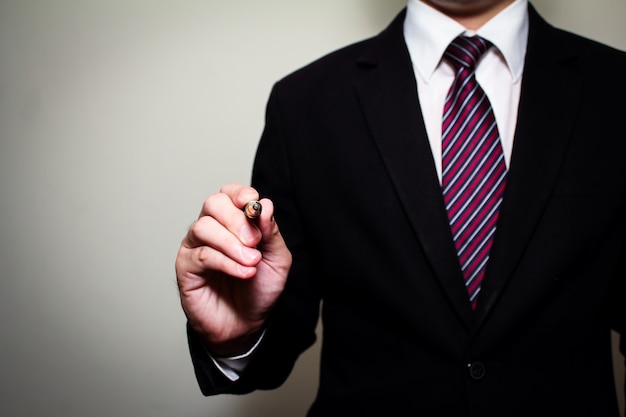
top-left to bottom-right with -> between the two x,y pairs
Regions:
205,329 -> 266,382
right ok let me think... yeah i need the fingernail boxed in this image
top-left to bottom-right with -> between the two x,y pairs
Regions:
240,246 -> 260,263
237,263 -> 255,276
240,224 -> 259,245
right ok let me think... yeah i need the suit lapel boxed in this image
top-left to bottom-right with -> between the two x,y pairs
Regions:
354,6 -> 585,329
474,5 -> 583,327
355,11 -> 475,327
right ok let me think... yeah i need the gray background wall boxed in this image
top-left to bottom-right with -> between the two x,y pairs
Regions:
0,1 -> 624,416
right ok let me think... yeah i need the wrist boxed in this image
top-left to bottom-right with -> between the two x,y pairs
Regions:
185,311 -> 268,357
198,326 -> 265,358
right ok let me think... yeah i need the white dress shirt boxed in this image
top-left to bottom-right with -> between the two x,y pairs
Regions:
404,0 -> 528,180
213,0 -> 529,381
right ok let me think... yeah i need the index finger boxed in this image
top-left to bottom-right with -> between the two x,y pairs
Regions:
214,183 -> 260,213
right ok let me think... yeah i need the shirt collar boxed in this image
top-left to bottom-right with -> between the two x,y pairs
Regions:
403,0 -> 529,82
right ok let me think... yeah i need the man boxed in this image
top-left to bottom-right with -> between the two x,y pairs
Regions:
176,0 -> 626,415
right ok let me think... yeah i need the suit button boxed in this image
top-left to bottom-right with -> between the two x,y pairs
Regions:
467,361 -> 486,380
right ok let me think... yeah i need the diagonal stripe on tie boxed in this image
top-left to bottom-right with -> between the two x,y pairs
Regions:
441,35 -> 508,309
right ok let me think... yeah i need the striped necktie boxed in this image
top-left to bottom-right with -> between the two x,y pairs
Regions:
442,35 -> 507,309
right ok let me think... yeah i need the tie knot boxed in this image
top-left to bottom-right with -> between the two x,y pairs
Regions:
444,35 -> 491,72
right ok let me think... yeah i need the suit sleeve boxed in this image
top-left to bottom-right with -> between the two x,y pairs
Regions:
187,83 -> 322,395
608,238 -> 626,403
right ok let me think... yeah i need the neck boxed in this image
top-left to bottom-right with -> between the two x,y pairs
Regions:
420,0 -> 516,30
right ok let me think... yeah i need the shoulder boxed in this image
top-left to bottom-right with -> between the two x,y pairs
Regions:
556,28 -> 626,65
528,5 -> 626,70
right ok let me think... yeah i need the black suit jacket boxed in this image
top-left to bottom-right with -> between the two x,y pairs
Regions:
189,4 -> 626,416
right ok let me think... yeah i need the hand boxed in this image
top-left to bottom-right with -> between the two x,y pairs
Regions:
176,184 -> 292,356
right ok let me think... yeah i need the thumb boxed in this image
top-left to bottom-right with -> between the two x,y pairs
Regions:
255,198 -> 292,265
